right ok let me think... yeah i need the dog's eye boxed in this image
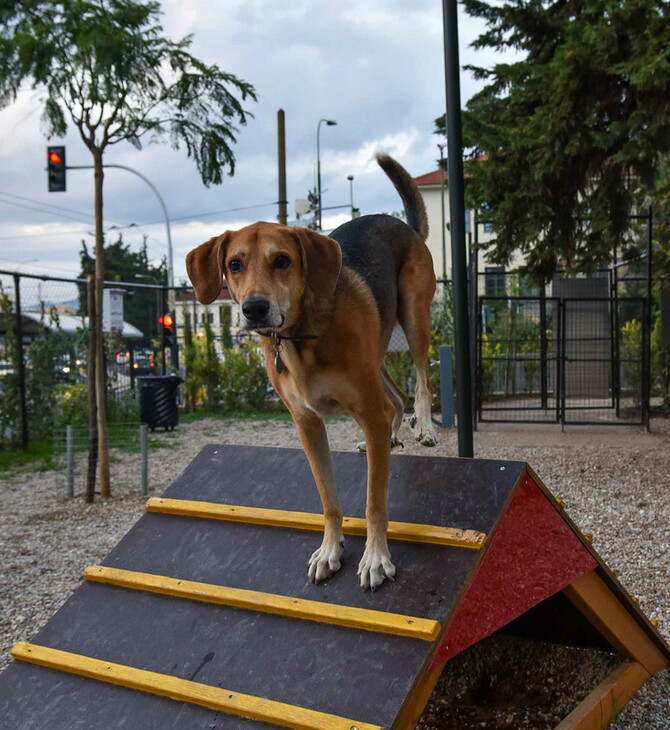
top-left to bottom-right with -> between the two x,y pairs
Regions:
228,259 -> 243,274
273,255 -> 291,270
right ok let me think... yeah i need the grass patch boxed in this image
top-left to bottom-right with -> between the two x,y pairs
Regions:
0,439 -> 56,474
179,408 -> 293,424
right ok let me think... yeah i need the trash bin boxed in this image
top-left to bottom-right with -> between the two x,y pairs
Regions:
137,375 -> 183,431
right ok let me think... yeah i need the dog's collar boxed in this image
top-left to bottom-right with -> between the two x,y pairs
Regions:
254,330 -> 319,342
238,329 -> 319,374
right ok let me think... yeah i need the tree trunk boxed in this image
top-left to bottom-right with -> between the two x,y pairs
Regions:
93,149 -> 110,498
86,274 -> 98,503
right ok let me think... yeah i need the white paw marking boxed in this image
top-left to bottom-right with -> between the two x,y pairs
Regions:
308,537 -> 343,583
412,415 -> 438,447
357,544 -> 396,591
355,437 -> 404,453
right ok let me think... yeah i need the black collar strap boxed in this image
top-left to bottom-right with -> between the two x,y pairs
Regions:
252,329 -> 319,342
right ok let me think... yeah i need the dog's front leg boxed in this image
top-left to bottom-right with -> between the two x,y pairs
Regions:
353,391 -> 396,591
291,406 -> 344,583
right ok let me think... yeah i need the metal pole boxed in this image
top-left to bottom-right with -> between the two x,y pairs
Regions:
646,205 -> 653,430
277,110 -> 287,225
66,425 -> 74,498
439,345 -> 455,428
67,164 -> 174,310
161,286 -> 167,375
140,423 -> 148,497
317,122 -> 323,231
13,274 -> 28,448
316,119 -> 336,231
442,0 -> 474,457
540,280 -> 548,410
348,175 -> 355,218
438,144 -> 447,280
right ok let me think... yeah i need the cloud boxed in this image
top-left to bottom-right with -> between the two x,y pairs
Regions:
0,0 -> 518,282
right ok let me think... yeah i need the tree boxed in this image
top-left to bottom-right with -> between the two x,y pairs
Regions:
436,0 -> 670,280
78,234 -> 167,339
0,0 -> 256,495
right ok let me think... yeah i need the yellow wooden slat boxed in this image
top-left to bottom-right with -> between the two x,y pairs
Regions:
11,642 -> 383,730
83,565 -> 440,641
145,497 -> 486,549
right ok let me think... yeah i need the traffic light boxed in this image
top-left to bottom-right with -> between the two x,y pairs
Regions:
47,146 -> 66,192
160,313 -> 175,349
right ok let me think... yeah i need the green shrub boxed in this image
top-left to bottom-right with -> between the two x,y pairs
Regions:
651,313 -> 670,409
54,384 -> 89,428
219,347 -> 268,412
621,319 -> 642,403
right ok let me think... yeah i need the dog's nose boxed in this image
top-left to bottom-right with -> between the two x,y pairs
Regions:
242,297 -> 270,322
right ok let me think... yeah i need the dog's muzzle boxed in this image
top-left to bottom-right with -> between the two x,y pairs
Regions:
241,297 -> 271,327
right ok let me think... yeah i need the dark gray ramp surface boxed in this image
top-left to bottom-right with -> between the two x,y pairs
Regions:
0,446 -> 525,730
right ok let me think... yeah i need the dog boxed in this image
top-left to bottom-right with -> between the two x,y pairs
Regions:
186,154 -> 437,590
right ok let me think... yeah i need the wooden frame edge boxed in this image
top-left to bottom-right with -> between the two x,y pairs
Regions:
554,661 -> 650,730
563,571 -> 669,675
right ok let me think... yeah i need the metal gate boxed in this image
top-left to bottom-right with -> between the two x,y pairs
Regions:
477,296 -> 647,425
477,296 -> 561,423
561,297 -> 646,425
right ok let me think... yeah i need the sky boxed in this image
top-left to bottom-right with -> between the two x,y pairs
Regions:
0,0 -> 512,286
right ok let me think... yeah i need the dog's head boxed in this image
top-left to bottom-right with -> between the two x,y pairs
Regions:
186,222 -> 341,331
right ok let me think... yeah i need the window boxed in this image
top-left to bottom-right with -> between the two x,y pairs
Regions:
485,267 -> 506,297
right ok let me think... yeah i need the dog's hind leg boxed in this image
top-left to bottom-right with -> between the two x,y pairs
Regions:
356,366 -> 407,452
291,406 -> 344,583
397,246 -> 438,447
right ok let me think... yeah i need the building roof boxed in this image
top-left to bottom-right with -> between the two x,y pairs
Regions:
19,312 -> 143,339
414,170 -> 447,187
414,155 -> 489,187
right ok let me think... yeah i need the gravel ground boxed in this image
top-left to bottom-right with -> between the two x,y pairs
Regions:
1,414 -> 668,728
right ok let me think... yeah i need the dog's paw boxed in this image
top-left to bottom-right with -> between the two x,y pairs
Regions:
308,539 -> 343,584
412,416 -> 438,447
357,437 -> 404,453
357,545 -> 395,591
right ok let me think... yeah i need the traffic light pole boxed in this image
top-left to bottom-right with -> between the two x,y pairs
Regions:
66,164 -> 174,309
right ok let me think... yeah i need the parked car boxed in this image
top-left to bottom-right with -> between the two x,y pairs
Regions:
132,356 -> 156,376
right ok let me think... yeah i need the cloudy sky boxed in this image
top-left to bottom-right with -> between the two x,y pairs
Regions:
0,0 -> 511,284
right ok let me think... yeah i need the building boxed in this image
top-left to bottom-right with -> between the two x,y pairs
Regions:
413,166 -> 523,292
175,287 -> 237,351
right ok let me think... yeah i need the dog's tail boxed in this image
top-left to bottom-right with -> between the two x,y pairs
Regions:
376,153 -> 429,242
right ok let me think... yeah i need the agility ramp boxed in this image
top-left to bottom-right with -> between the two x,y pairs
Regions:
0,446 -> 667,730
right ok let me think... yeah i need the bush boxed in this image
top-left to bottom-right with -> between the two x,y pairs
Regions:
219,347 -> 268,412
620,319 -> 642,403
54,384 -> 89,428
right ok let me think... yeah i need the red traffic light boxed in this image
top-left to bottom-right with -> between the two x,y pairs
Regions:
160,313 -> 174,327
48,151 -> 63,164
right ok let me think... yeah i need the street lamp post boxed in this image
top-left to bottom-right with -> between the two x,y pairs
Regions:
347,175 -> 355,218
316,119 -> 337,230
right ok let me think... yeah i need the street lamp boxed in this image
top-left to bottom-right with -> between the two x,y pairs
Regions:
347,175 -> 357,219
316,119 -> 337,230
438,143 -> 448,280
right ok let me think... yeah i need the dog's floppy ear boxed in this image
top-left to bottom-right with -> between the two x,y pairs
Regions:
293,228 -> 342,299
186,232 -> 231,304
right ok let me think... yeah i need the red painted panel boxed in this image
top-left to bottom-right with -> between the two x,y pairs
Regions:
430,474 -> 597,668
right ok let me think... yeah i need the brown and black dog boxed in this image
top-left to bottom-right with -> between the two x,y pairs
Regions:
186,154 -> 437,590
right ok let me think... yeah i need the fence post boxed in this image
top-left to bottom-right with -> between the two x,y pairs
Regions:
140,423 -> 148,497
13,274 -> 28,448
66,425 -> 74,498
439,345 -> 455,429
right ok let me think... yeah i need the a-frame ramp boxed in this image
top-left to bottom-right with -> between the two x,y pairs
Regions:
0,445 -> 667,730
